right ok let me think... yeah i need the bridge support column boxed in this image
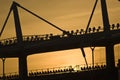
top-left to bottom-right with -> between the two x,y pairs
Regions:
12,2 -> 28,79
105,44 -> 115,69
105,45 -> 117,80
19,55 -> 28,79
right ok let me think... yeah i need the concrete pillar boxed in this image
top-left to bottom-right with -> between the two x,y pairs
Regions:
106,44 -> 115,69
101,0 -> 110,32
118,59 -> 120,80
12,2 -> 28,79
105,45 -> 117,80
12,2 -> 23,43
19,55 -> 28,79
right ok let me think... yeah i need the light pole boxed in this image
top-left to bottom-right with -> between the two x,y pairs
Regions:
1,58 -> 6,80
90,47 -> 95,69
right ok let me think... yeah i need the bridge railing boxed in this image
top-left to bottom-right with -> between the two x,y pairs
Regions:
2,61 -> 120,79
110,23 -> 120,30
28,62 -> 107,76
0,72 -> 19,80
0,37 -> 17,46
0,23 -> 119,47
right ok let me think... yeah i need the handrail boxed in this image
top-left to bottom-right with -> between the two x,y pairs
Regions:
0,23 -> 119,46
0,62 -> 107,77
1,61 -> 120,79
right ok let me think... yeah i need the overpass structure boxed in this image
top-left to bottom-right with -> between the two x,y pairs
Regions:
0,0 -> 120,79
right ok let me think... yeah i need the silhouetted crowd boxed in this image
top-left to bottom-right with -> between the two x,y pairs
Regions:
0,23 -> 119,47
0,64 -> 107,80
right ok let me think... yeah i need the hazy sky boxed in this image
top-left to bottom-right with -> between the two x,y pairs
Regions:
0,0 -> 120,75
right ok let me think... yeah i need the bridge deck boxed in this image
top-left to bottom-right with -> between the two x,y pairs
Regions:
0,26 -> 120,58
0,67 -> 118,80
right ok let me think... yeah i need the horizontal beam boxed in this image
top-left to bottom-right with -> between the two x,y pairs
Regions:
0,29 -> 120,58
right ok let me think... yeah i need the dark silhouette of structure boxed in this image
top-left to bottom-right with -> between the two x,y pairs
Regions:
0,0 -> 119,80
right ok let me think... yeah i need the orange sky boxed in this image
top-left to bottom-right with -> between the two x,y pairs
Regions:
0,0 -> 120,75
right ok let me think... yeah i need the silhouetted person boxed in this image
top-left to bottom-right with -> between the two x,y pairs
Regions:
112,24 -> 115,29
71,30 -> 74,35
45,34 -> 49,40
80,29 -> 84,34
26,37 -> 29,41
97,26 -> 101,32
31,36 -> 34,41
5,40 -> 8,45
75,29 -> 79,35
49,33 -> 53,39
116,23 -> 120,29
9,40 -> 12,44
93,27 -> 96,32
35,35 -> 39,41
88,28 -> 91,33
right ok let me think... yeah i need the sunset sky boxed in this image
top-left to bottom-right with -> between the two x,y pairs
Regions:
0,0 -> 120,75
